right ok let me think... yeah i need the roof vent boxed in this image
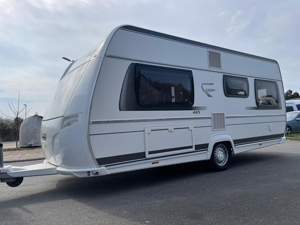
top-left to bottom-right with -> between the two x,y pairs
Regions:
208,51 -> 221,69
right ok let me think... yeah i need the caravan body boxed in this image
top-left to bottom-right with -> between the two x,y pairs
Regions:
40,25 -> 285,177
1,25 -> 286,186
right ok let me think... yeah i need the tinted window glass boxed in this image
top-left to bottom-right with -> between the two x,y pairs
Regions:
136,64 -> 194,107
223,75 -> 248,97
286,106 -> 294,112
255,80 -> 279,107
297,104 -> 300,110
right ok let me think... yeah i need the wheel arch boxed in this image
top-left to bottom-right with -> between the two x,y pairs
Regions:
207,133 -> 235,159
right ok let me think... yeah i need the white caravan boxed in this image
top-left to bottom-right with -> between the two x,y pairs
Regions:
0,25 -> 286,187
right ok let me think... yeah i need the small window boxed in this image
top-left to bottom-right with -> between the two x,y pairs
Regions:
255,80 -> 279,107
223,75 -> 249,98
135,64 -> 194,107
297,104 -> 300,110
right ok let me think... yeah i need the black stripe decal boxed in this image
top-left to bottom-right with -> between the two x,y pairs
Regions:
96,144 -> 209,166
195,143 -> 209,150
96,152 -> 146,165
149,145 -> 193,155
234,133 -> 284,146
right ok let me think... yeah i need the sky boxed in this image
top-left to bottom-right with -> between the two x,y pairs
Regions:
0,0 -> 299,118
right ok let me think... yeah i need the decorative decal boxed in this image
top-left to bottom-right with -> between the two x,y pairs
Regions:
201,83 -> 215,97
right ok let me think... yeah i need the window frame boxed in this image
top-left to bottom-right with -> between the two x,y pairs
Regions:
223,75 -> 249,98
135,64 -> 194,108
254,79 -> 279,108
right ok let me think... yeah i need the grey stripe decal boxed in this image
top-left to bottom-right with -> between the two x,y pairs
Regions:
149,145 -> 193,155
234,133 -> 284,146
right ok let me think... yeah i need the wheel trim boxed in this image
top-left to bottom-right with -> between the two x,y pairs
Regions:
213,145 -> 228,166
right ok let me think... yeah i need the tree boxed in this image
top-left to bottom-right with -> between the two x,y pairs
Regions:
0,91 -> 27,148
285,89 -> 293,100
292,92 -> 299,99
285,90 -> 300,100
0,118 -> 15,141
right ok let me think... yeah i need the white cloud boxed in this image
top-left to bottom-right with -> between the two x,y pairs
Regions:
225,9 -> 251,36
0,0 -> 300,117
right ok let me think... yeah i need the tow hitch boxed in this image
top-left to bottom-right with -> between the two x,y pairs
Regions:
0,141 -> 57,187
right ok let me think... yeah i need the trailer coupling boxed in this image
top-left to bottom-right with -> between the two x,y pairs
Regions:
0,162 -> 58,187
0,141 -> 58,187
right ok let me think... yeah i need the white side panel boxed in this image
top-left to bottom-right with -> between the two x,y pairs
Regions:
107,29 -> 281,80
91,132 -> 145,159
226,122 -> 286,141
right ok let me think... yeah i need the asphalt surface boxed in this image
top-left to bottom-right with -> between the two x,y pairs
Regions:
0,141 -> 300,225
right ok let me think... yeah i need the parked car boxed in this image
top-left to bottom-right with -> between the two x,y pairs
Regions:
286,100 -> 300,112
286,111 -> 300,134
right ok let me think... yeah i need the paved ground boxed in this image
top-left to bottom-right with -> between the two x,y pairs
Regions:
1,141 -> 300,225
1,141 -> 45,163
3,148 -> 45,163
2,141 -> 17,149
1,140 -> 299,163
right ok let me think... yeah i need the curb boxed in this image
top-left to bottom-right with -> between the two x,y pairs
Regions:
4,157 -> 45,163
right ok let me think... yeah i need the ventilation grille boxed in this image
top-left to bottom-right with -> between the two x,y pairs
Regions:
208,51 -> 221,68
212,113 -> 225,130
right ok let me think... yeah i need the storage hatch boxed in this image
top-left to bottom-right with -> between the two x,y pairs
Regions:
145,125 -> 194,158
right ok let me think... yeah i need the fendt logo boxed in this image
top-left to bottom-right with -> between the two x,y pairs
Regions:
201,83 -> 215,97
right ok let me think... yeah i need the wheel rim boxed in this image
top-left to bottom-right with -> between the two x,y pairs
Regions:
213,145 -> 228,166
286,127 -> 291,135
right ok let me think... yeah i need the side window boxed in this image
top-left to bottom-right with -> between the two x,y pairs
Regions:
297,104 -> 300,110
119,64 -> 194,111
135,64 -> 194,107
223,75 -> 249,98
255,80 -> 279,107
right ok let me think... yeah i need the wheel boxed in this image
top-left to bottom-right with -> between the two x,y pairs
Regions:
6,177 -> 23,187
286,126 -> 292,135
210,143 -> 231,171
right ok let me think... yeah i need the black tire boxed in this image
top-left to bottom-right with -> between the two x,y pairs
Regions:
210,143 -> 231,171
6,177 -> 23,187
286,126 -> 292,135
